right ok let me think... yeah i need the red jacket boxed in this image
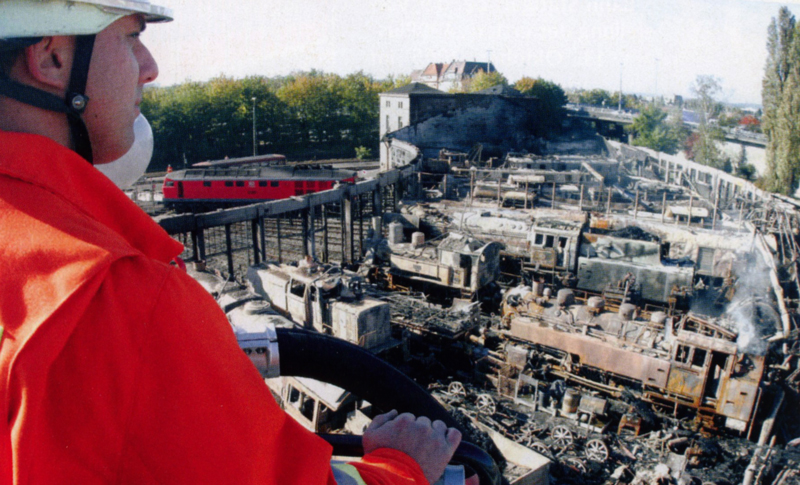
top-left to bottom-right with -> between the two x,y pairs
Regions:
0,132 -> 427,485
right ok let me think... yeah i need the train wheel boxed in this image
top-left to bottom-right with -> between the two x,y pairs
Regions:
448,381 -> 466,397
476,394 -> 496,415
550,425 -> 574,449
530,441 -> 552,459
563,457 -> 587,474
584,439 -> 609,462
518,422 -> 539,445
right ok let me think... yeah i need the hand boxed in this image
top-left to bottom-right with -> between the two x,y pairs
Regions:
363,410 -> 462,484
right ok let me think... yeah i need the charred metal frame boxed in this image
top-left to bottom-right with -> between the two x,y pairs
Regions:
157,166 -> 411,278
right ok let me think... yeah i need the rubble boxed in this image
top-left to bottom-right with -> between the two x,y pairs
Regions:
183,139 -> 800,485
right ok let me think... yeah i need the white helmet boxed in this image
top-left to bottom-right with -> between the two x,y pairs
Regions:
0,0 -> 172,164
1,0 -> 172,38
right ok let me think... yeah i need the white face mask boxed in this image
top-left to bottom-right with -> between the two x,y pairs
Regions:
95,114 -> 154,189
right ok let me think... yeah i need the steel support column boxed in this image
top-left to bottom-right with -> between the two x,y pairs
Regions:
322,204 -> 329,263
259,215 -> 266,262
342,196 -> 354,264
251,219 -> 260,264
225,223 -> 234,277
276,216 -> 283,263
301,208 -> 310,258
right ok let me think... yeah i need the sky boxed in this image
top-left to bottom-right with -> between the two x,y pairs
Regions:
143,0 -> 800,106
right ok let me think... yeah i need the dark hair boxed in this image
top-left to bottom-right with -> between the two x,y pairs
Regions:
0,48 -> 23,77
0,38 -> 41,76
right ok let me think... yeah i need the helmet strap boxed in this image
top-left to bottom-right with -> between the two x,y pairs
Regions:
0,34 -> 96,164
66,34 -> 95,164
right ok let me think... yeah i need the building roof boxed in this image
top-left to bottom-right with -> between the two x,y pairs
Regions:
421,62 -> 447,78
410,60 -> 498,87
382,82 -> 445,95
443,61 -> 496,77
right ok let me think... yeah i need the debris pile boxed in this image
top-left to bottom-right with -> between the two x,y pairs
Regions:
381,293 -> 481,338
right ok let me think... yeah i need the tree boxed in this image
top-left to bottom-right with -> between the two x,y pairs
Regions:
514,77 -> 567,137
464,69 -> 507,93
382,74 -> 412,91
772,22 -> 800,195
336,71 -> 385,147
739,114 -> 761,131
579,89 -> 613,107
734,145 -> 757,180
141,70 -> 392,169
762,7 -> 796,193
688,75 -> 726,169
627,105 -> 682,154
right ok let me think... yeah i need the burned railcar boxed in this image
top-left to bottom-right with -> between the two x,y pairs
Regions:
246,261 -> 393,351
384,231 -> 503,301
577,231 -> 694,305
452,208 -> 693,306
501,287 -> 767,434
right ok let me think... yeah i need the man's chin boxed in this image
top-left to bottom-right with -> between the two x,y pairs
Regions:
93,141 -> 134,165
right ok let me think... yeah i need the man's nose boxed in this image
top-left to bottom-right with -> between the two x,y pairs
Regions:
137,43 -> 158,84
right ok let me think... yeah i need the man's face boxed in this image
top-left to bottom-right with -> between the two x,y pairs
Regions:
83,15 -> 158,164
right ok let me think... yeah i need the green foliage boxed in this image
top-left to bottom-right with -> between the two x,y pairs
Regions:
762,7 -> 800,195
514,76 -> 567,137
762,7 -> 795,138
737,163 -> 758,180
611,92 -> 643,110
691,75 -> 722,123
685,75 -> 727,169
141,71 -> 389,171
383,74 -> 412,91
628,106 -> 683,154
566,88 -> 641,110
579,88 -> 613,107
716,112 -> 741,129
355,146 -> 372,160
772,26 -> 800,194
464,70 -> 508,93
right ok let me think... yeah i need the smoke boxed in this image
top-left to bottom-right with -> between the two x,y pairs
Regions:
724,251 -> 779,356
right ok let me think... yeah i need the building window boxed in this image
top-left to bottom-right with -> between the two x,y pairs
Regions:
398,101 -> 403,108
385,100 -> 390,107
398,117 -> 403,129
386,115 -> 390,131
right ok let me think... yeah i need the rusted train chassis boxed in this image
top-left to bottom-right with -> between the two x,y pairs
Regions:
500,316 -> 768,436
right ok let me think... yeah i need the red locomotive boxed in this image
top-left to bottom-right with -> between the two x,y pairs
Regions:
191,154 -> 286,168
162,164 -> 356,212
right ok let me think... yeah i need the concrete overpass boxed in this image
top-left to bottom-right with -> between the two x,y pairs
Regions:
566,104 -> 767,148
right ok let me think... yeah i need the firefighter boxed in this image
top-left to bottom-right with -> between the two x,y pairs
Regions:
0,1 -> 464,483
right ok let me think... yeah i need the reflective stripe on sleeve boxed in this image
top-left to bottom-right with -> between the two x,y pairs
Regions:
331,463 -> 368,485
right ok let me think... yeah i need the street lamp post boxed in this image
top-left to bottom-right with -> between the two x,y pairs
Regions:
655,58 -> 659,102
251,97 -> 257,156
618,63 -> 623,112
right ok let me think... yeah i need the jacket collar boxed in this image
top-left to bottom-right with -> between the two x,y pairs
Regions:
0,131 -> 183,263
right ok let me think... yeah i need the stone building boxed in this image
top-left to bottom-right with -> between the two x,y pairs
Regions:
379,83 -> 542,167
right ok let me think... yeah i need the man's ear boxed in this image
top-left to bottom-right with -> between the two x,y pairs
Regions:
23,36 -> 74,91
